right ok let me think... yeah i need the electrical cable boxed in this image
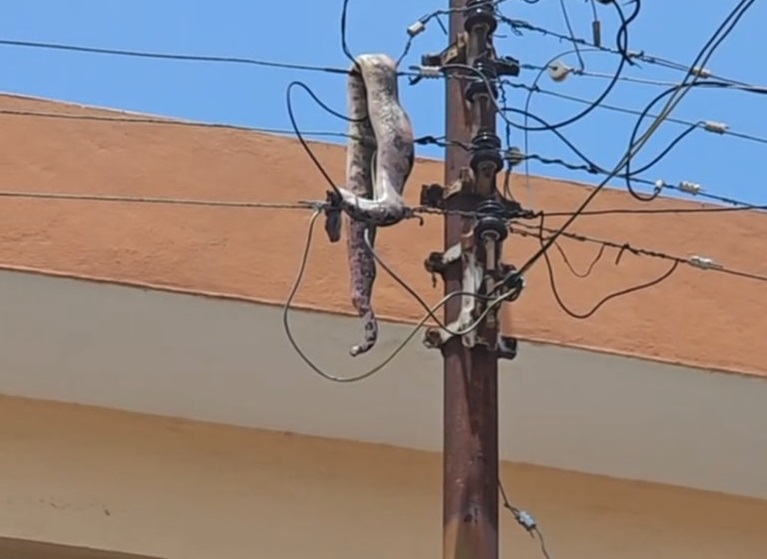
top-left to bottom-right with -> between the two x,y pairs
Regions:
0,106 -> 353,138
498,479 -> 552,559
512,221 -> 767,284
340,0 -> 362,74
0,190 -> 321,209
513,0 -> 757,278
558,0 -> 585,71
286,80 -> 369,197
500,82 -> 767,146
552,239 -> 605,279
362,228 -> 524,335
282,212 -> 522,384
509,45 -> 641,206
498,80 -> 516,200
543,228 -> 680,319
513,148 -> 767,215
0,38 -> 354,75
623,80 -> 767,201
498,3 -> 750,87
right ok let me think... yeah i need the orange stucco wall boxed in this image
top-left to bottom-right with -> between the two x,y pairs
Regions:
0,94 -> 766,376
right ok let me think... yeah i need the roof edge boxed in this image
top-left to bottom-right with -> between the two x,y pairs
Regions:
0,262 -> 762,381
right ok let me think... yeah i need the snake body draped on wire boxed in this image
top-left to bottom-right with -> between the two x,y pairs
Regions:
339,54 -> 415,356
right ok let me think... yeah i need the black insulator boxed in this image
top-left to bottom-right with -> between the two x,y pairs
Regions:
469,132 -> 503,178
464,0 -> 498,34
474,198 -> 508,242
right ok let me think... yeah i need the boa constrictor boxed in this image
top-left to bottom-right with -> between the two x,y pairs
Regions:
338,53 -> 415,356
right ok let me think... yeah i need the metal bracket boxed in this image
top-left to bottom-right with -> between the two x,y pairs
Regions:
424,243 -> 463,278
419,169 -> 477,209
421,32 -> 467,68
497,335 -> 518,360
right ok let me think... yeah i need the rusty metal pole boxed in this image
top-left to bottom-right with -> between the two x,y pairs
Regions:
442,1 -> 500,559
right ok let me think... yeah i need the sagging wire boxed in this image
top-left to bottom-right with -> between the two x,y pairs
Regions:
340,0 -> 363,75
498,479 -> 552,559
623,80 -> 767,202
500,98 -> 686,209
363,227 -> 524,335
286,79 -> 374,199
518,219 -> 680,319
553,239 -> 605,279
282,211 -> 524,383
512,221 -> 767,284
286,81 -> 345,198
511,0 -> 757,280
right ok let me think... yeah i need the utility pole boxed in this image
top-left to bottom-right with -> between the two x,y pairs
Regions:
419,1 -> 521,558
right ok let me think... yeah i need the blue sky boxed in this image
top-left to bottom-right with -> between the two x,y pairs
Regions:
2,0 -> 766,205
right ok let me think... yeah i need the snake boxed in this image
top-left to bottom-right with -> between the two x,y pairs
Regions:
339,53 -> 415,356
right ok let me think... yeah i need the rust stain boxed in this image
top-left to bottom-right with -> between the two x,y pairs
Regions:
0,94 -> 765,377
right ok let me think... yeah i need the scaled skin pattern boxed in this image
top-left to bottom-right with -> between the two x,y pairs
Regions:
342,53 -> 415,356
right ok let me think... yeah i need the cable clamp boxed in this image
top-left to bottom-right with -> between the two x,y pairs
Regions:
689,255 -> 722,270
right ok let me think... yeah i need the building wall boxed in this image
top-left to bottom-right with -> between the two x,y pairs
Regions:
0,269 -> 765,501
1,395 -> 766,559
1,93 -> 767,376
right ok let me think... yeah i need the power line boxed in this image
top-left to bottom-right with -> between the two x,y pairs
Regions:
0,106 -> 467,150
512,221 -> 767,284
0,189 -> 322,210
0,107 -> 354,139
518,150 -> 767,213
0,38 -> 356,75
501,81 -> 767,146
498,15 -> 749,87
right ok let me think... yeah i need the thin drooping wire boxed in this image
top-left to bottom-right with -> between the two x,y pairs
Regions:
282,210 -> 424,383
498,80 -> 516,200
363,228 -> 524,335
340,0 -> 362,75
286,80 -> 366,197
542,228 -> 680,319
623,80 -> 767,202
553,240 -> 605,278
558,0 -> 584,70
281,212 -> 521,384
512,221 -> 767,284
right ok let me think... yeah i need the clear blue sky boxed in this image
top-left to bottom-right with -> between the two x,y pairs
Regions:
2,0 -> 765,205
